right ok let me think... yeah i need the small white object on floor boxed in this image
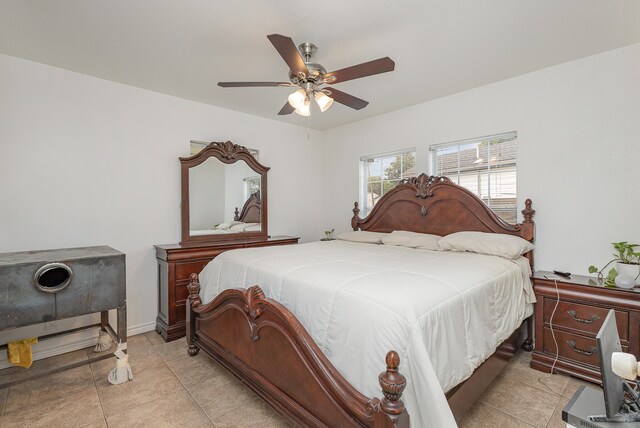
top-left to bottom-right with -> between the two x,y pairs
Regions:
108,342 -> 133,385
94,330 -> 112,352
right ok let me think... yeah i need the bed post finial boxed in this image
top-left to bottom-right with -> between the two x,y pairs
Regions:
234,207 -> 240,221
378,351 -> 407,416
351,201 -> 360,231
522,199 -> 535,224
187,273 -> 201,308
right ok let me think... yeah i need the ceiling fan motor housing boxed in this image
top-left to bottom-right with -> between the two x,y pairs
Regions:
289,43 -> 326,85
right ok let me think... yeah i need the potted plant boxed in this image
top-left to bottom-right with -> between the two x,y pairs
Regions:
588,241 -> 640,286
321,229 -> 335,241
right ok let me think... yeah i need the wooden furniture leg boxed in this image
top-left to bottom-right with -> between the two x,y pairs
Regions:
522,314 -> 534,351
186,273 -> 200,357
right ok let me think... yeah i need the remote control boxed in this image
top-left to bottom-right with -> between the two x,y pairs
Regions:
553,270 -> 571,278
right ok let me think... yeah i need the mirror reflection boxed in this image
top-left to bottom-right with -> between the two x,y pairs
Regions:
189,158 -> 261,236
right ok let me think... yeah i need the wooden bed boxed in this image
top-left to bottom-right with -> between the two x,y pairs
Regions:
233,190 -> 261,223
186,174 -> 535,427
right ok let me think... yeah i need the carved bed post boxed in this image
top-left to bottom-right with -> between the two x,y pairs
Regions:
521,198 -> 536,352
233,207 -> 240,221
375,351 -> 409,428
351,202 -> 361,231
186,273 -> 201,356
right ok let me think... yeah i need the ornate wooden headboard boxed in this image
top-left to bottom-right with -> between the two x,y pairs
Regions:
351,174 -> 535,266
234,191 -> 261,223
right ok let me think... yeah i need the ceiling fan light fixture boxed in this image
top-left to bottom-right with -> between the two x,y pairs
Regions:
314,91 -> 334,112
287,88 -> 307,109
294,98 -> 311,116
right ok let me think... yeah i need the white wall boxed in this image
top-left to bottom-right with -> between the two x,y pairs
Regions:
321,42 -> 640,276
0,53 -> 323,359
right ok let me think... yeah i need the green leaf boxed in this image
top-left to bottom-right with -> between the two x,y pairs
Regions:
588,265 -> 598,273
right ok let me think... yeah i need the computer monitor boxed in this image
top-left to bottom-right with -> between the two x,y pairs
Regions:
596,309 -> 625,419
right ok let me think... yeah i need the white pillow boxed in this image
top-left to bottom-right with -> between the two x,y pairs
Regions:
215,222 -> 231,230
438,231 -> 533,259
335,231 -> 389,244
244,224 -> 261,232
382,230 -> 441,251
230,222 -> 250,232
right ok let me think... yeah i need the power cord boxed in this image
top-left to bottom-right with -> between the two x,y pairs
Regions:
537,275 -> 561,391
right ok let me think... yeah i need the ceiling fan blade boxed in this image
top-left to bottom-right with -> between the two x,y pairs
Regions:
325,57 -> 395,84
218,82 -> 291,87
325,88 -> 369,110
278,102 -> 295,115
267,34 -> 309,76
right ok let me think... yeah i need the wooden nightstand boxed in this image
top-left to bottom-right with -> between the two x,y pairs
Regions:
530,270 -> 640,384
154,235 -> 299,342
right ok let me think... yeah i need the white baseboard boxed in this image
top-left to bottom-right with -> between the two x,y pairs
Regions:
0,321 -> 157,371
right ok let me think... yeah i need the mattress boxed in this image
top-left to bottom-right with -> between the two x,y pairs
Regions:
199,240 -> 534,428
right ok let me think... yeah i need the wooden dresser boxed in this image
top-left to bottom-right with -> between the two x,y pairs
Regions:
530,271 -> 640,383
154,236 -> 299,341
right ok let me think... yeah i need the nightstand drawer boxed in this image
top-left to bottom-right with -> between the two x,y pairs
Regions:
542,327 -> 628,368
543,298 -> 628,339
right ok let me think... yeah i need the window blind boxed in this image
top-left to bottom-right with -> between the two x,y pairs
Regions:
430,132 -> 517,223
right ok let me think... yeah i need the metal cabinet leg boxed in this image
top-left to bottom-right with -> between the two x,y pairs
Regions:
117,305 -> 127,354
100,311 -> 109,331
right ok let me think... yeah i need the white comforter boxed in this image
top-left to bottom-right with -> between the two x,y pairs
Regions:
199,240 -> 534,428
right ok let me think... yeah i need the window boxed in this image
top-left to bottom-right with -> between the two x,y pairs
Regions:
243,176 -> 261,200
360,149 -> 416,216
430,132 -> 517,223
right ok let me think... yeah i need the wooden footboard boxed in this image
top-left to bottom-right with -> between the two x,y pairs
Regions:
185,274 -> 409,428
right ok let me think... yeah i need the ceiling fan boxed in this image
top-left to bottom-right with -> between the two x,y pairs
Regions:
218,34 -> 395,117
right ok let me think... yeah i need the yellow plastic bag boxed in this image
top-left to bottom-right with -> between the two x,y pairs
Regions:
7,337 -> 38,369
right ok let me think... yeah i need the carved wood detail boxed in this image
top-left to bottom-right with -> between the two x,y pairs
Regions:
522,198 -> 535,224
180,141 -> 270,245
352,173 -> 535,268
377,351 -> 407,415
233,191 -> 261,223
187,280 -> 409,427
399,174 -> 451,199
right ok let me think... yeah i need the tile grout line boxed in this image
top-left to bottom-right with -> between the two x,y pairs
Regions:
156,337 -> 258,426
545,397 -> 568,428
93,335 -> 178,424
494,372 -> 565,399
476,400 -> 537,427
87,352 -> 110,428
502,358 -> 569,397
164,350 -> 222,427
1,368 -> 13,418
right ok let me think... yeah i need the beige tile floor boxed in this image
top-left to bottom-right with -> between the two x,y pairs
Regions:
0,332 -> 592,427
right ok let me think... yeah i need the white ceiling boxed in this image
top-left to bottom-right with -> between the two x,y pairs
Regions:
1,1 -> 639,130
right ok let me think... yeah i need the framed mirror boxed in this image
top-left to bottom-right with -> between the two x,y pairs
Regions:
180,141 -> 269,245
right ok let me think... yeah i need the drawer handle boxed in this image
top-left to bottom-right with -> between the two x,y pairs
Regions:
567,340 -> 597,356
567,310 -> 599,324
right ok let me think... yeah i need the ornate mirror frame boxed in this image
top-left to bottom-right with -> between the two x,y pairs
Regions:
180,141 -> 269,245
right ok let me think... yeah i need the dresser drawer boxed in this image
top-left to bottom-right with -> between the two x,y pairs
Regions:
175,259 -> 215,280
543,298 -> 628,339
175,279 -> 190,303
542,327 -> 628,368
